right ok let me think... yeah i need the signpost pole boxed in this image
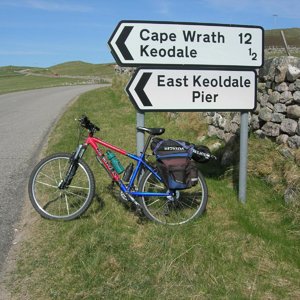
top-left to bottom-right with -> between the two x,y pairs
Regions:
239,111 -> 249,203
136,111 -> 145,155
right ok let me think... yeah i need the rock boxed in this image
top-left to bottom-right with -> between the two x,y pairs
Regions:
254,129 -> 266,139
257,82 -> 266,92
293,91 -> 300,104
262,122 -> 280,137
288,136 -> 300,148
228,122 -> 239,134
268,91 -> 280,104
279,146 -> 294,159
280,118 -> 298,135
258,93 -> 269,107
295,79 -> 300,91
287,65 -> 300,82
276,134 -> 289,145
275,82 -> 289,92
287,105 -> 300,119
279,91 -> 293,103
250,114 -> 260,130
259,107 -> 272,122
284,187 -> 299,205
274,103 -> 287,113
275,65 -> 287,83
207,125 -> 218,137
271,113 -> 285,123
259,56 -> 300,81
297,121 -> 300,135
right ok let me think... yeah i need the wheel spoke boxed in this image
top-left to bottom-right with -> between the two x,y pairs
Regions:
139,170 -> 208,225
29,153 -> 95,220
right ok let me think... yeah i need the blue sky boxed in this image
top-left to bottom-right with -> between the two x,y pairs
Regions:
0,0 -> 299,67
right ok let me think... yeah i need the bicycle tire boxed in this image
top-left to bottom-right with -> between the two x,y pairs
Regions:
28,153 -> 95,220
138,169 -> 208,225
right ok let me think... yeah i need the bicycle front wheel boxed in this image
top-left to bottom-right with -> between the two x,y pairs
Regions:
138,169 -> 208,225
28,153 -> 95,220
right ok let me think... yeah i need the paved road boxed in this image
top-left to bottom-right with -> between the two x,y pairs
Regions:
0,85 -> 105,273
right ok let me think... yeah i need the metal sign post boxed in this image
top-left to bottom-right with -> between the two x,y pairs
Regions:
108,20 -> 264,203
239,112 -> 249,203
136,111 -> 145,155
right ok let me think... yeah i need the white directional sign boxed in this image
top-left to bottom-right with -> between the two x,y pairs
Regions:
126,68 -> 257,111
109,21 -> 264,67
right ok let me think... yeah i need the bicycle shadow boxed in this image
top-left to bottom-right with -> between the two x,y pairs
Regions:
198,135 -> 240,194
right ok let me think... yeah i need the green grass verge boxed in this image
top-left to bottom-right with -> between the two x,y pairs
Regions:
9,77 -> 300,299
0,74 -> 94,95
0,62 -> 114,95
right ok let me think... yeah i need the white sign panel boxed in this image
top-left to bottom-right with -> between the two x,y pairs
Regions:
126,68 -> 257,111
109,21 -> 264,67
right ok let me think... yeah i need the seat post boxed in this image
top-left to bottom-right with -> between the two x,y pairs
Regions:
141,134 -> 153,155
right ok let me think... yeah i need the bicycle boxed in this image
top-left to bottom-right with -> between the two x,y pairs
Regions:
28,115 -> 213,225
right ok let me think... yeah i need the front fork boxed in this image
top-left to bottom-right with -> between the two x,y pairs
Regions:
58,144 -> 87,189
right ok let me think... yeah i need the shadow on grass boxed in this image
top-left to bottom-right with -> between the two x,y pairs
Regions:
198,135 -> 241,195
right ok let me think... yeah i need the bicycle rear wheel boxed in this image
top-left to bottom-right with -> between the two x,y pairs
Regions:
28,153 -> 95,220
138,169 -> 208,225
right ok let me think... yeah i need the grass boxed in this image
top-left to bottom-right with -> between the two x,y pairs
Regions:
0,62 -> 114,95
7,76 -> 300,299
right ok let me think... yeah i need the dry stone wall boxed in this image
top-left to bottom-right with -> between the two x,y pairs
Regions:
205,56 -> 300,149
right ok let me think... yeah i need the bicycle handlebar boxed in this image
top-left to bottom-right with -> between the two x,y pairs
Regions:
78,115 -> 100,133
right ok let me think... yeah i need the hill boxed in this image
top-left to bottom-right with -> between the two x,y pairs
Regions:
264,28 -> 300,48
48,61 -> 115,77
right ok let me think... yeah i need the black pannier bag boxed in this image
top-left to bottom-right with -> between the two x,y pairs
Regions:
151,138 -> 212,163
151,139 -> 198,190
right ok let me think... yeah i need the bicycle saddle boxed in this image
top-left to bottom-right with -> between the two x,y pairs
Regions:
137,127 -> 165,136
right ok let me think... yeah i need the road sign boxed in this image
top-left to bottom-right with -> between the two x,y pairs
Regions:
109,21 -> 264,68
126,68 -> 257,112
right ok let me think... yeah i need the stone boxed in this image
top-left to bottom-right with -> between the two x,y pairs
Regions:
271,113 -> 285,123
297,121 -> 300,135
288,136 -> 300,148
258,93 -> 269,107
268,91 -> 280,104
257,82 -> 266,92
295,79 -> 300,91
284,187 -> 299,205
259,56 -> 300,82
293,91 -> 300,104
276,134 -> 289,145
275,65 -> 287,83
287,65 -> 300,82
250,114 -> 260,130
262,122 -> 280,137
254,129 -> 266,139
279,147 -> 294,159
279,91 -> 293,103
232,114 -> 241,125
287,105 -> 300,119
275,82 -> 289,92
289,83 -> 295,92
259,107 -> 272,122
207,125 -> 218,137
280,118 -> 298,135
229,122 -> 239,134
274,103 -> 287,113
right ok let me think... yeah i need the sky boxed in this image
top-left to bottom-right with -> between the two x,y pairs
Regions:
0,0 -> 299,67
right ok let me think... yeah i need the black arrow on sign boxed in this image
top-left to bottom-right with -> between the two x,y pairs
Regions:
116,26 -> 133,61
135,72 -> 152,107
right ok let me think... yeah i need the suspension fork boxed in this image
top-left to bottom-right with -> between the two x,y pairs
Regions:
58,144 -> 87,189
